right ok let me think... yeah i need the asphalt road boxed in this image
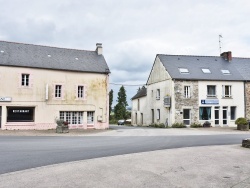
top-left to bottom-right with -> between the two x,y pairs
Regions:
1,127 -> 250,175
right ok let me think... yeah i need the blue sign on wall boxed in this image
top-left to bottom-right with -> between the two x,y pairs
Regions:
201,99 -> 219,105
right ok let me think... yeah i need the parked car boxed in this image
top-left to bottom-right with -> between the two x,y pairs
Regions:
117,119 -> 125,125
125,119 -> 131,125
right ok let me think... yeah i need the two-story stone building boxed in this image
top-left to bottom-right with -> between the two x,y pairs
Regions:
132,51 -> 250,127
0,41 -> 110,130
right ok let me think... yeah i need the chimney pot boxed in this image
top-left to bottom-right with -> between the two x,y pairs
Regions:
220,51 -> 232,62
96,43 -> 103,55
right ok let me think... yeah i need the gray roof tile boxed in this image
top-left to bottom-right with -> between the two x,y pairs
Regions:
0,41 -> 110,74
131,86 -> 147,100
158,54 -> 250,81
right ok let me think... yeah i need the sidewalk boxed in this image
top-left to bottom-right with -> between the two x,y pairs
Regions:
0,145 -> 249,188
0,126 -> 249,136
0,129 -> 110,136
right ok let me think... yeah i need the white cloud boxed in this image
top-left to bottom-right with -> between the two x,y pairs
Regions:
1,0 -> 250,105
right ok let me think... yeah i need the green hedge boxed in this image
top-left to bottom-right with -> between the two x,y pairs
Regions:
190,122 -> 203,128
149,123 -> 167,128
171,122 -> 187,128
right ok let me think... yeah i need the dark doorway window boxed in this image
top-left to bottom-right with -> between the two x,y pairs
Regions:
199,107 -> 211,120
7,107 -> 35,122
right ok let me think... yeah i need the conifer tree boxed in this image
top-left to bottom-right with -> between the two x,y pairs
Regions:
109,89 -> 113,117
114,86 -> 128,120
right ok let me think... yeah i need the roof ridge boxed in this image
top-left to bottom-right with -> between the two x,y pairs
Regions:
157,53 -> 250,59
0,40 -> 95,52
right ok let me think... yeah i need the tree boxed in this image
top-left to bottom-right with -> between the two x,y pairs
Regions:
114,86 -> 128,120
109,89 -> 113,117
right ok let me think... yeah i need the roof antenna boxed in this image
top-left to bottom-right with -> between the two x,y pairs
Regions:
219,34 -> 223,55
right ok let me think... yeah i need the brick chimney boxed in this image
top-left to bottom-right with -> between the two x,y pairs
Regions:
220,51 -> 232,62
96,43 -> 103,55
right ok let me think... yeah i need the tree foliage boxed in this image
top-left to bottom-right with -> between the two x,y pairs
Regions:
109,89 -> 113,117
114,86 -> 128,120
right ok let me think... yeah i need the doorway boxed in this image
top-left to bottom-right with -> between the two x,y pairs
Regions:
151,109 -> 154,123
223,107 -> 228,125
183,109 -> 191,125
214,106 -> 220,125
141,113 -> 143,125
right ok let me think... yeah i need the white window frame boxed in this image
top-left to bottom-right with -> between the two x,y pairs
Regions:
230,106 -> 236,120
21,74 -> 30,86
87,111 -> 94,124
60,111 -> 84,125
199,107 -> 212,120
55,85 -> 62,98
222,85 -> 232,98
179,68 -> 189,74
207,85 -> 216,98
184,86 -> 191,98
201,68 -> 211,74
221,70 -> 231,75
78,85 -> 84,98
156,89 -> 160,100
157,109 -> 160,120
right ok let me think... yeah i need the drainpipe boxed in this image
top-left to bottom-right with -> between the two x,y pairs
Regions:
244,81 -> 246,118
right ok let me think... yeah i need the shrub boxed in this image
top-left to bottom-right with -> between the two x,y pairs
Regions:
235,117 -> 248,125
158,123 -> 166,128
190,122 -> 203,128
149,123 -> 166,128
171,122 -> 186,128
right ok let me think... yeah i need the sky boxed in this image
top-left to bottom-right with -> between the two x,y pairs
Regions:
1,0 -> 250,107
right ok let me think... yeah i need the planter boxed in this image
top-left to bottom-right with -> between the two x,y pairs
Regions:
56,126 -> 69,133
242,139 -> 250,148
203,121 -> 211,128
238,124 -> 249,131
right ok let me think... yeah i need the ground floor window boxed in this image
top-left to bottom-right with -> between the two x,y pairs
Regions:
230,106 -> 236,120
199,107 -> 211,120
60,111 -> 83,124
7,107 -> 35,122
87,111 -> 94,124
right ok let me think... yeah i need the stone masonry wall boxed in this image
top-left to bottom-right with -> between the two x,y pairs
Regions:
174,80 -> 199,124
245,82 -> 250,120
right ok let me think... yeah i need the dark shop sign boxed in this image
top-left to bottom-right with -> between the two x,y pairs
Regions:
13,110 -> 30,113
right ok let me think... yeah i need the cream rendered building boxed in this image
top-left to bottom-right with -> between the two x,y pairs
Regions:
0,41 -> 110,130
131,86 -> 147,126
132,52 -> 248,127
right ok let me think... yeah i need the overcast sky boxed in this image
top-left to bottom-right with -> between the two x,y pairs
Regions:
1,0 -> 250,106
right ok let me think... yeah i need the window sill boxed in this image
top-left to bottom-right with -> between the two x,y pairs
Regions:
222,96 -> 233,99
206,96 -> 217,99
20,86 -> 32,89
6,122 -> 35,126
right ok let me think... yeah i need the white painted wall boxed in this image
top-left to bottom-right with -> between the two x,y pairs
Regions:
0,66 -> 109,130
131,96 -> 147,126
198,81 -> 244,127
144,56 -> 173,126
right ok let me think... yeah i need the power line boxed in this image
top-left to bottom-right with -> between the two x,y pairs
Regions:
110,83 -> 145,86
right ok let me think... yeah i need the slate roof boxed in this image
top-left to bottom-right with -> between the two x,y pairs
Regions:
0,41 -> 110,74
131,86 -> 147,100
157,54 -> 250,81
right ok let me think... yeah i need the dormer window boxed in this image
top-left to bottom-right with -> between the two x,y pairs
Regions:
179,68 -> 189,74
202,68 -> 211,74
221,70 -> 231,75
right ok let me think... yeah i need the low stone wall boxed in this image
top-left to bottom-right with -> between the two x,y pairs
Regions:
242,139 -> 250,148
